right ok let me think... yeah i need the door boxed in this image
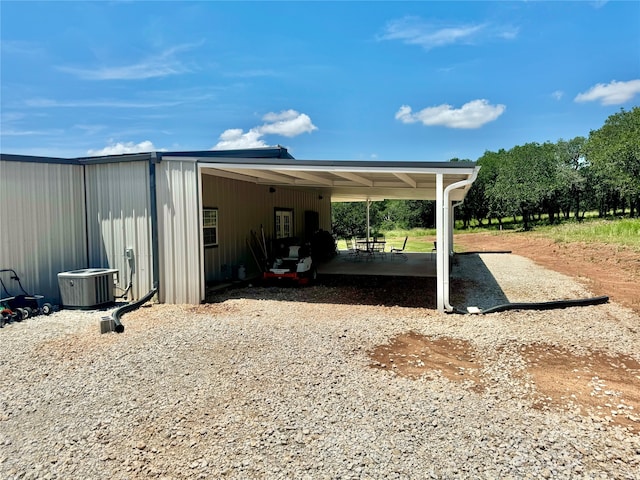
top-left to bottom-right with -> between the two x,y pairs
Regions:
275,209 -> 293,239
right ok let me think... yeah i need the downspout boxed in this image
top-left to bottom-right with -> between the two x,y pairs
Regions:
442,167 -> 479,312
82,164 -> 90,271
149,152 -> 161,292
109,152 -> 161,333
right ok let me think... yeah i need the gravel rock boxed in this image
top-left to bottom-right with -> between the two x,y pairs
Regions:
1,253 -> 638,479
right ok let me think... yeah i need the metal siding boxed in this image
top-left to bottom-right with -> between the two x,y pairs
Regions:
0,160 -> 87,304
84,162 -> 152,301
157,160 -> 200,304
201,174 -> 331,283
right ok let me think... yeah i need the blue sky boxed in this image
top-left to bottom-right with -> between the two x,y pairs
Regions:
1,1 -> 639,161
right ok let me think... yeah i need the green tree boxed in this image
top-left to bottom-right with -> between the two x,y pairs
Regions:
488,143 -> 558,230
554,137 -> 587,219
331,202 -> 367,239
585,107 -> 640,217
472,149 -> 511,226
331,201 -> 388,238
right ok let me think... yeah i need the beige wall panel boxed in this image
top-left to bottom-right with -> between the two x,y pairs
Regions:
85,162 -> 153,301
156,160 -> 201,304
0,160 -> 87,304
201,174 -> 331,283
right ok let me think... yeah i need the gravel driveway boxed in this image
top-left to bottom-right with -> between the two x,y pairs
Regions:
1,254 -> 639,479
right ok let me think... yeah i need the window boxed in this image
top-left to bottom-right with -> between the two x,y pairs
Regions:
203,208 -> 218,247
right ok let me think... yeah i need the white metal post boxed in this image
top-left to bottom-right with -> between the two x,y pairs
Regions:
435,174 -> 445,312
449,201 -> 455,254
366,198 -> 371,240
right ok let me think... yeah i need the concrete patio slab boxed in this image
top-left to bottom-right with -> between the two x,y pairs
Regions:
318,251 -> 436,277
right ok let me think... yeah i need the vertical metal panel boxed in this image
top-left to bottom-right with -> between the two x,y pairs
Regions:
201,173 -> 331,283
156,160 -> 200,304
0,160 -> 87,304
84,162 -> 152,301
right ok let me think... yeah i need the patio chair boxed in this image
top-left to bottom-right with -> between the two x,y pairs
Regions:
372,241 -> 386,258
341,238 -> 361,261
390,237 -> 408,255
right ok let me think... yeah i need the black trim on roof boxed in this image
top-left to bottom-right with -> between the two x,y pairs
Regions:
0,153 -> 81,165
162,146 -> 295,160
75,153 -> 153,164
2,147 -> 476,169
195,157 -> 477,169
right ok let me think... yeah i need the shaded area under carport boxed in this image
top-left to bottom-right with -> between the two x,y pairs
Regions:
206,253 -> 510,311
318,251 -> 437,277
314,253 -> 509,309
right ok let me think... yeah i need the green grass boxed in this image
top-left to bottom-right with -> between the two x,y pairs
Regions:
454,210 -> 604,232
337,229 -> 437,253
337,218 -> 640,253
383,228 -> 437,252
534,218 -> 640,250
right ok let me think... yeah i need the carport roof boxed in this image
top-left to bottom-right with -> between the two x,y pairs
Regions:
176,154 -> 479,202
1,148 -> 479,202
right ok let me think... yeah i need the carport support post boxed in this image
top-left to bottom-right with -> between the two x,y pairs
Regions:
435,173 -> 445,312
366,198 -> 371,240
449,202 -> 455,255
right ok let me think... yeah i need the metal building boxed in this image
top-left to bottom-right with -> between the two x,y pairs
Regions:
0,148 -> 478,312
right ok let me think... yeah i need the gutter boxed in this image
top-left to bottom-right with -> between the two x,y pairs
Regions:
442,167 -> 480,313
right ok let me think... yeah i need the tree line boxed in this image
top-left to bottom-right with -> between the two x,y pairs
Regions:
332,107 -> 639,236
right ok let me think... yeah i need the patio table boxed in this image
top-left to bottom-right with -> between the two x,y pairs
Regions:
356,240 -> 386,256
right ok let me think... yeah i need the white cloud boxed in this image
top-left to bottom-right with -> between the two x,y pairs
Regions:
1,128 -> 64,136
378,16 -> 518,50
214,110 -> 317,150
0,40 -> 45,56
395,99 -> 505,129
214,129 -> 268,150
258,110 -> 317,137
552,90 -> 564,101
25,98 -> 182,109
574,79 -> 640,105
57,42 -> 201,80
87,140 -> 163,156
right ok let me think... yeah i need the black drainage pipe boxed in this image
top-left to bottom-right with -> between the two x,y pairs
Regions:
111,288 -> 158,333
479,295 -> 609,315
456,250 -> 512,255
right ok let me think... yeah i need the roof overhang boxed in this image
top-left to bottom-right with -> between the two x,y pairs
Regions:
184,157 -> 479,202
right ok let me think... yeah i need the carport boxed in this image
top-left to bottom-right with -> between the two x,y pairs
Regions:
2,150 -> 476,309
190,156 -> 479,313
